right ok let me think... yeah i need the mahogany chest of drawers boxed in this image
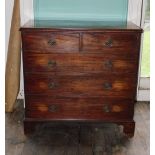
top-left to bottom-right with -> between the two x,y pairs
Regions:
21,21 -> 143,137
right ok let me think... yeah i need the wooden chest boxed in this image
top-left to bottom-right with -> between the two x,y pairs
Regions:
21,21 -> 143,137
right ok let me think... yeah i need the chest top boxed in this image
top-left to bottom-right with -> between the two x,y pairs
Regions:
20,20 -> 143,32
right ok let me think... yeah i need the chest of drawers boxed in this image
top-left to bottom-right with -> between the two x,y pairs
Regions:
21,21 -> 143,138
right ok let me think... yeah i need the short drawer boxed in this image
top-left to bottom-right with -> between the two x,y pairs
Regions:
24,74 -> 137,98
23,53 -> 138,75
82,33 -> 138,52
22,32 -> 79,53
25,95 -> 134,120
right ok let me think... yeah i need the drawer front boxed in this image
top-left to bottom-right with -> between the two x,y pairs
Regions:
25,95 -> 134,120
22,32 -> 79,53
82,33 -> 138,51
23,53 -> 138,75
24,74 -> 137,98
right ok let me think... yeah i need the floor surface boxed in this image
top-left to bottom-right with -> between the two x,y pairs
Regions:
6,100 -> 150,155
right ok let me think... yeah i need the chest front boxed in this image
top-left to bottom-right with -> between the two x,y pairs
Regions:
21,23 -> 142,137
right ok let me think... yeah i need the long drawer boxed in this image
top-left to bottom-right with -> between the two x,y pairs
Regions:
24,74 -> 137,98
23,53 -> 138,75
25,95 -> 134,120
22,32 -> 80,53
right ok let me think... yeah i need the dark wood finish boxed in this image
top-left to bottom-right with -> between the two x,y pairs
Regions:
20,20 -> 143,32
21,21 -> 142,138
82,32 -> 138,51
23,53 -> 139,74
23,120 -> 38,135
24,73 -> 137,98
121,121 -> 135,138
25,95 -> 134,120
22,32 -> 80,53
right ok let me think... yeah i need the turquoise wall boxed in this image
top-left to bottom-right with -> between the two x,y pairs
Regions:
33,0 -> 128,21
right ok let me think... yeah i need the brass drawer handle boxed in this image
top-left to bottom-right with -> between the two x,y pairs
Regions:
103,104 -> 110,113
48,105 -> 58,112
48,82 -> 56,89
48,60 -> 56,67
103,82 -> 112,90
104,60 -> 113,69
104,38 -> 113,47
48,39 -> 56,46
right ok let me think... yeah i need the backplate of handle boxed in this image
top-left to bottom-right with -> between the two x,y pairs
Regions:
104,38 -> 113,47
103,82 -> 112,90
48,39 -> 57,46
103,104 -> 110,113
104,60 -> 113,69
48,105 -> 58,112
48,60 -> 56,67
48,82 -> 56,89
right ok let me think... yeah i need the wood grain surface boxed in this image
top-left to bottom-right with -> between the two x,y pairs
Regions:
24,73 -> 137,98
23,53 -> 139,74
25,95 -> 134,120
22,32 -> 80,52
82,32 -> 138,51
5,0 -> 21,112
21,22 -> 142,137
